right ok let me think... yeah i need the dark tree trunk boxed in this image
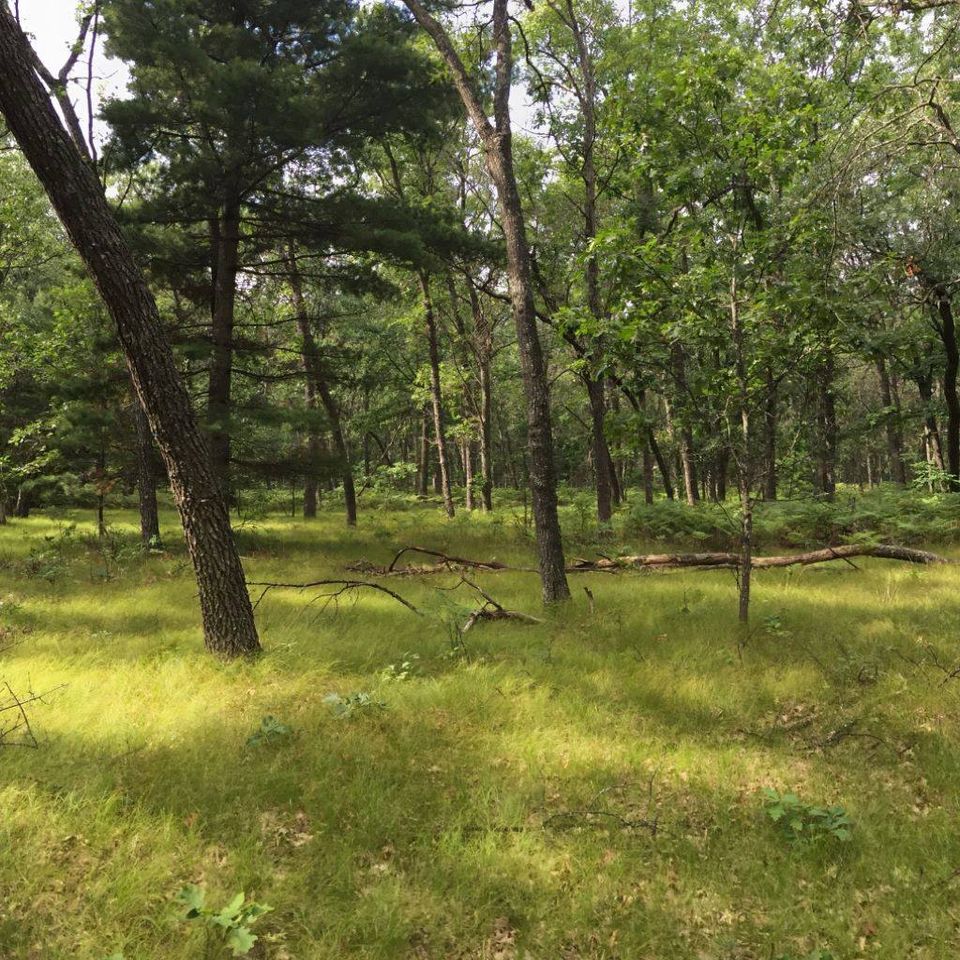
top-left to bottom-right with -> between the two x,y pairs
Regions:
877,357 -> 907,485
207,197 -> 240,498
936,293 -> 960,490
286,250 -> 356,526
0,5 -> 260,656
420,274 -> 455,517
403,0 -> 569,602
585,375 -> 613,521
916,372 -> 946,482
285,249 -> 322,519
134,398 -> 161,546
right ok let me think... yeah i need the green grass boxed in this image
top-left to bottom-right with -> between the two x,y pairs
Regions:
2,503 -> 960,958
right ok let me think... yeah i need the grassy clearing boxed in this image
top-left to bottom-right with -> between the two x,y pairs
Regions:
1,502 -> 960,959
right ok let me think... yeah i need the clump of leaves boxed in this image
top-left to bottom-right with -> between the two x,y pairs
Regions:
379,652 -> 422,682
762,788 -> 852,845
245,715 -> 293,747
176,885 -> 272,957
323,691 -> 386,718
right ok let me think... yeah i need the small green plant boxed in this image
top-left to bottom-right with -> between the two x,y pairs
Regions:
763,613 -> 791,637
379,652 -> 422,682
762,788 -> 852,845
323,691 -> 386,718
176,885 -> 272,956
245,715 -> 293,747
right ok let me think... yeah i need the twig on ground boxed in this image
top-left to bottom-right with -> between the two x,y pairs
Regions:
247,579 -> 422,615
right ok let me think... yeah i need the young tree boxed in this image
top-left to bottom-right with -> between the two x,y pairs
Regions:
401,0 -> 570,602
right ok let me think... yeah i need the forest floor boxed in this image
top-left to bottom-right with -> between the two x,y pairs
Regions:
2,500 -> 960,959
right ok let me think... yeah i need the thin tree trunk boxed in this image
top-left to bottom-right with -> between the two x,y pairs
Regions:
420,273 -> 455,517
816,354 -> 837,500
134,398 -> 161,546
0,5 -> 260,656
416,404 -> 430,496
762,368 -> 777,500
286,249 -> 356,526
936,293 -> 960,490
207,197 -> 240,498
877,356 -> 907,485
284,247 -> 322,518
585,375 -> 613,521
403,0 -> 569,601
730,273 -> 752,624
468,281 -> 494,512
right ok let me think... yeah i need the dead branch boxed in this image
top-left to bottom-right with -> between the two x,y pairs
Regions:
386,545 -> 524,574
247,579 -> 421,615
0,681 -> 66,748
447,575 -> 544,633
358,543 -> 950,577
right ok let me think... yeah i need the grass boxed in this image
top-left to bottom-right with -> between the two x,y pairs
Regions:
1,500 -> 960,958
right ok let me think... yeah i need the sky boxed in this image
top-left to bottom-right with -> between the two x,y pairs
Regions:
16,0 -> 127,142
15,0 -> 542,139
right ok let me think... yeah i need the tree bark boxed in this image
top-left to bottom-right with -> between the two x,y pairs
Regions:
420,273 -> 456,517
936,293 -> 960,490
402,0 -> 569,602
286,249 -> 356,526
876,356 -> 907,485
468,282 -> 495,512
585,375 -> 613,521
815,354 -> 837,500
761,368 -> 777,501
134,397 -> 161,546
207,197 -> 240,497
0,4 -> 260,656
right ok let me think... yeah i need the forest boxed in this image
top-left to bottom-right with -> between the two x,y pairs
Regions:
2,0 -> 960,956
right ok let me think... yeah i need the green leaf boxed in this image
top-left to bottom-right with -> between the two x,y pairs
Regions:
175,884 -> 205,918
225,926 -> 258,956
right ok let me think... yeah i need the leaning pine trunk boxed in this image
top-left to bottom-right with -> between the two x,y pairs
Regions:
0,5 -> 260,657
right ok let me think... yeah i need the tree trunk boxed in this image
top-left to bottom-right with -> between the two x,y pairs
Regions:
468,280 -> 494,512
420,273 -> 455,517
134,397 -> 161,546
416,404 -> 430,497
284,248 -> 322,519
877,356 -> 907,485
286,249 -> 356,526
762,368 -> 777,501
0,5 -> 260,656
585,375 -> 613,521
730,274 -> 752,624
403,0 -> 569,602
815,354 -> 837,500
936,293 -> 960,490
207,197 -> 240,498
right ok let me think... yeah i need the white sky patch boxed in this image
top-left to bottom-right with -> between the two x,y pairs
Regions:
15,0 -> 128,144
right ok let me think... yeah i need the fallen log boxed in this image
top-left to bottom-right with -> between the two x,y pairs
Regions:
351,543 -> 951,577
568,544 -> 951,572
